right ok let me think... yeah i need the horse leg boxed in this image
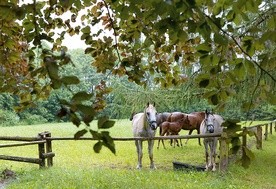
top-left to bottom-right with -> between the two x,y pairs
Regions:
161,139 -> 166,149
203,140 -> 209,171
211,139 -> 218,171
157,139 -> 160,149
178,134 -> 183,147
157,139 -> 166,149
185,130 -> 193,144
208,140 -> 215,170
157,126 -> 162,149
135,140 -> 143,169
159,130 -> 166,149
148,139 -> 156,169
174,139 -> 178,148
197,129 -> 201,146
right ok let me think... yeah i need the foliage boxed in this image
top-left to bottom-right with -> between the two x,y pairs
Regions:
0,0 -> 275,155
0,109 -> 20,126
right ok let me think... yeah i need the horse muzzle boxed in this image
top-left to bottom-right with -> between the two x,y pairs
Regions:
149,121 -> 158,130
207,125 -> 214,133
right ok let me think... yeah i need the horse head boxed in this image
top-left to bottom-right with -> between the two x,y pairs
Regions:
145,102 -> 157,130
204,110 -> 215,133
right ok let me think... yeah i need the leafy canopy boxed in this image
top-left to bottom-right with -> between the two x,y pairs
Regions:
0,0 -> 275,154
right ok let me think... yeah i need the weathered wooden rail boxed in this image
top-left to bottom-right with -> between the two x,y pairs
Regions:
0,131 -> 55,168
219,120 -> 276,172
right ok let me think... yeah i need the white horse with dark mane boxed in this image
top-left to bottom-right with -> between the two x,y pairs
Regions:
200,110 -> 224,171
132,102 -> 158,169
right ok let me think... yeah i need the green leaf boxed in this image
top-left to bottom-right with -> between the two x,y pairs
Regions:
81,26 -> 91,34
199,79 -> 209,88
213,3 -> 222,15
98,116 -> 115,129
70,113 -> 81,127
90,129 -> 101,140
72,91 -> 93,102
226,10 -> 235,22
210,94 -> 219,105
61,76 -> 80,85
266,92 -> 276,105
74,129 -> 88,139
101,131 -> 116,154
244,60 -> 256,76
46,61 -> 59,80
93,141 -> 102,153
196,43 -> 211,54
51,79 -> 62,89
234,62 -> 245,80
214,33 -> 228,45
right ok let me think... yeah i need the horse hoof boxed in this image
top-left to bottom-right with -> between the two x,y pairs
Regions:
136,165 -> 142,169
150,166 -> 156,170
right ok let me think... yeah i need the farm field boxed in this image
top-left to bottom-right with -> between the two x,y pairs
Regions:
0,120 -> 276,189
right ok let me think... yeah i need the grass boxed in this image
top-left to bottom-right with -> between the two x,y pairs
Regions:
0,120 -> 276,189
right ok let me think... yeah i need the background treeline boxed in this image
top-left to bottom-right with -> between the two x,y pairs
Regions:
0,49 -> 275,126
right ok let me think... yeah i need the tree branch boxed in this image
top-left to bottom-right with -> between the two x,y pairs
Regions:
102,0 -> 121,64
204,14 -> 276,84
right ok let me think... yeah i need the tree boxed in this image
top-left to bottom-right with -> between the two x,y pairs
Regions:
0,0 -> 275,154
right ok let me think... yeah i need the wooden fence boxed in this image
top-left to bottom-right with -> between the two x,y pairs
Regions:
219,121 -> 276,172
0,131 -> 54,168
0,121 -> 275,171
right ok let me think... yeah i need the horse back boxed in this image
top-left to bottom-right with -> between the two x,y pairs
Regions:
157,112 -> 171,126
168,112 -> 187,122
160,121 -> 182,136
132,113 -> 144,136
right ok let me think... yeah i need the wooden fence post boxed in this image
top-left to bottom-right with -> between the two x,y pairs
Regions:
256,126 -> 262,150
37,133 -> 46,168
45,132 -> 54,167
219,130 -> 228,172
270,122 -> 273,135
264,124 -> 268,140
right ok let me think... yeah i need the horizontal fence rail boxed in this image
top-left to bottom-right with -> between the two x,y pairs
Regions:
0,132 -> 54,168
0,141 -> 45,148
0,136 -> 40,141
47,133 -> 222,141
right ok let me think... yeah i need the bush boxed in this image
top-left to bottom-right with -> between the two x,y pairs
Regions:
19,112 -> 48,125
0,110 -> 20,126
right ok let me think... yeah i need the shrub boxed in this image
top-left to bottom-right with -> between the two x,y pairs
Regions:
0,109 -> 20,126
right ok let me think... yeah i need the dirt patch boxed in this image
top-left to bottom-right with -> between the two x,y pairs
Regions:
0,169 -> 17,189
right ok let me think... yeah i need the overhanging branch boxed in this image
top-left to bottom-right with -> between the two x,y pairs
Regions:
204,14 -> 276,84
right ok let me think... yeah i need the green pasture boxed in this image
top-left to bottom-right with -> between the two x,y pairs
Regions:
0,120 -> 275,189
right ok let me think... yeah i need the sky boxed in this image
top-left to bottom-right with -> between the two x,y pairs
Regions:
19,0 -> 107,49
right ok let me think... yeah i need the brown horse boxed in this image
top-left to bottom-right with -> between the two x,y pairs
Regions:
184,112 -> 205,146
157,113 -> 189,149
166,111 -> 204,146
156,112 -> 171,126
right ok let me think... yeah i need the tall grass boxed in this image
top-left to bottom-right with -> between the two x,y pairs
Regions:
1,120 -> 275,189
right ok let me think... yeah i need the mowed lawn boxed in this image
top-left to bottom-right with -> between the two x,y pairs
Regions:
0,120 -> 276,189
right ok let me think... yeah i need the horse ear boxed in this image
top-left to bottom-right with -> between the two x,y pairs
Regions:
205,109 -> 208,114
153,102 -> 156,107
147,102 -> 150,107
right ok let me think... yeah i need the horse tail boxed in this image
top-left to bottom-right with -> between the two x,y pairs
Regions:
159,124 -> 162,136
